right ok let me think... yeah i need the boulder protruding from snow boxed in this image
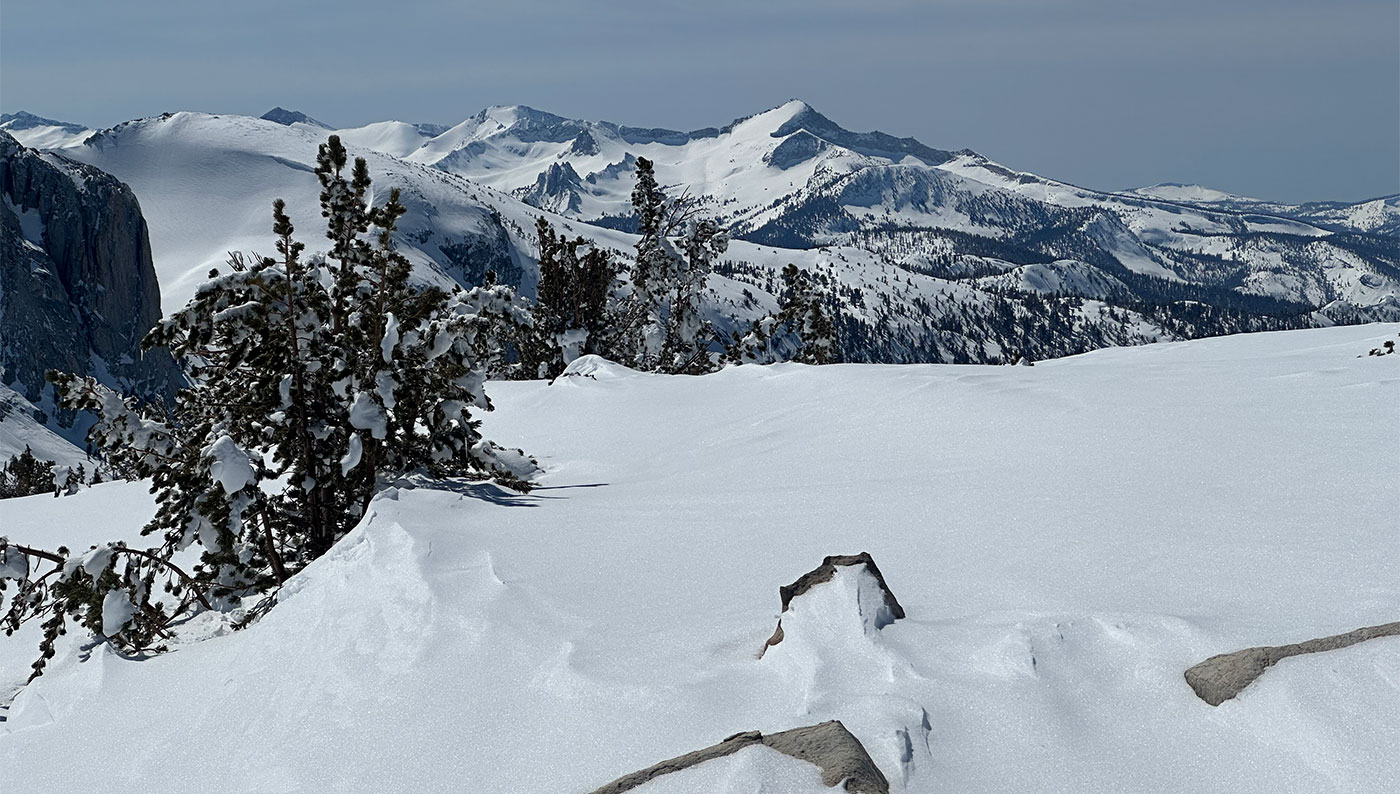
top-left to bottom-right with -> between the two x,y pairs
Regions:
762,552 -> 904,656
1186,621 -> 1400,706
588,720 -> 889,794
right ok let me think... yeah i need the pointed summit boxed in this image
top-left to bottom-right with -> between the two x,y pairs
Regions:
746,99 -> 953,166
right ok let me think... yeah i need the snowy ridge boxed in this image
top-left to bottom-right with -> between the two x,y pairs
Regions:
0,112 -> 91,150
2,324 -> 1397,792
18,110 -> 1191,365
1129,183 -> 1400,237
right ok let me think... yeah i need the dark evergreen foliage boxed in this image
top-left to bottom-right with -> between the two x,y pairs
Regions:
0,447 -> 55,499
519,217 -> 619,379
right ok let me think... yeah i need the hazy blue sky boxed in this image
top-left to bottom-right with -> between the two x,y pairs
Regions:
3,0 -> 1396,202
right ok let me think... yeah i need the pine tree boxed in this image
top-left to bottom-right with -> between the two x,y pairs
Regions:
520,217 -> 618,379
622,158 -> 728,373
724,265 -> 841,366
778,265 -> 840,365
7,137 -> 535,680
0,447 -> 56,499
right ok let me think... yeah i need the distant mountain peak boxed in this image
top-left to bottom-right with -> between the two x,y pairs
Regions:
474,104 -> 570,129
740,100 -> 954,166
260,107 -> 330,128
0,111 -> 87,133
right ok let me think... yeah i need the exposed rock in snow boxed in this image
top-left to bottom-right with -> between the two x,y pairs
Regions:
259,107 -> 331,129
762,553 -> 905,656
516,161 -> 585,214
589,720 -> 889,794
1185,621 -> 1400,706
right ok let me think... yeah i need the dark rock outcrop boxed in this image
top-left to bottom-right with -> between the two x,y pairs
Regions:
588,720 -> 889,794
259,107 -> 330,129
0,131 -> 176,405
765,130 -> 830,170
1186,621 -> 1400,706
516,161 -> 585,214
762,552 -> 905,655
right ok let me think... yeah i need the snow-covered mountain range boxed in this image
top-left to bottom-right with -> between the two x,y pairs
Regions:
4,101 -> 1398,368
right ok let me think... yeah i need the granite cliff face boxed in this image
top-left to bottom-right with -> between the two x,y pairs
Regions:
0,131 -> 176,408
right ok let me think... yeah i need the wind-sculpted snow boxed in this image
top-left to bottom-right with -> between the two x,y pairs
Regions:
1,325 -> 1396,792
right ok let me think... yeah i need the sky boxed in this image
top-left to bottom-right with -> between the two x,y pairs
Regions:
2,0 -> 1396,203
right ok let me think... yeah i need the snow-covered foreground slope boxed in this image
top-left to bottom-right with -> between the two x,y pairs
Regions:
2,325 -> 1398,792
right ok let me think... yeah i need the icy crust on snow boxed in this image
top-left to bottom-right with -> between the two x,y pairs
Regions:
1,325 -> 1398,793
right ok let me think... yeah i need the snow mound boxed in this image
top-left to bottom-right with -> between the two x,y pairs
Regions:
559,354 -> 637,381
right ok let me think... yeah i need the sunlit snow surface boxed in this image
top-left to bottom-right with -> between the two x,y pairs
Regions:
2,325 -> 1397,793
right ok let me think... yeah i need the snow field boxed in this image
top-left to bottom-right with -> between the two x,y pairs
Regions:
0,323 -> 1397,792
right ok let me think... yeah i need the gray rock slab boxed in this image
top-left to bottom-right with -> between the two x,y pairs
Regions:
588,720 -> 889,794
1186,621 -> 1400,706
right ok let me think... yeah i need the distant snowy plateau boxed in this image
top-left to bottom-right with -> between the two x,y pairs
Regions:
1,324 -> 1398,792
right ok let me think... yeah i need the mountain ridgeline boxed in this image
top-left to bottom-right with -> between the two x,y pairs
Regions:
2,101 -> 1396,370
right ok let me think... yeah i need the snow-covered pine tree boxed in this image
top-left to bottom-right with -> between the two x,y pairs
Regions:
777,264 -> 840,365
623,157 -> 728,373
661,218 -> 728,374
0,447 -> 56,499
5,136 -> 535,680
519,217 -> 618,379
724,265 -> 840,365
